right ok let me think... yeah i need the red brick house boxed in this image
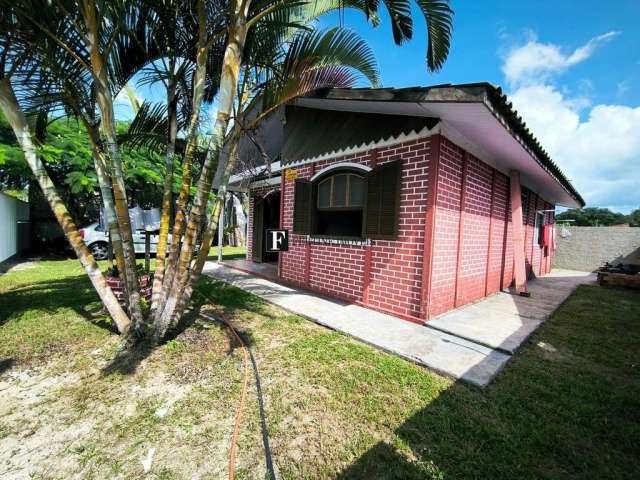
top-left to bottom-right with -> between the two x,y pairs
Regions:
227,83 -> 584,323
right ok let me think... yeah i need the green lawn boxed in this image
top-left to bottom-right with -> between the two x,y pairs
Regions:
0,255 -> 638,479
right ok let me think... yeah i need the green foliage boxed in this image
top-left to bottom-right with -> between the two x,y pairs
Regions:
1,111 -> 168,208
39,120 -> 97,194
0,110 -> 30,192
556,207 -> 631,226
628,208 -> 640,227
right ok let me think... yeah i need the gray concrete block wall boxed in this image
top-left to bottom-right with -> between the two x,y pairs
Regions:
554,226 -> 640,272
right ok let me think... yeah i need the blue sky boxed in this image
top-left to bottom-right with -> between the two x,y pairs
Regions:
118,1 -> 640,213
322,1 -> 640,106
318,0 -> 640,213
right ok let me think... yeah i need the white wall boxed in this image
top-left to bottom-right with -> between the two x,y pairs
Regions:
0,192 -> 30,263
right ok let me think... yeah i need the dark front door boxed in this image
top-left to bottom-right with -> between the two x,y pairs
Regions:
252,197 -> 264,262
263,192 -> 281,263
252,191 -> 281,263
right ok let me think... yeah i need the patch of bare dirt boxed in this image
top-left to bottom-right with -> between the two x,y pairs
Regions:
0,343 -> 245,480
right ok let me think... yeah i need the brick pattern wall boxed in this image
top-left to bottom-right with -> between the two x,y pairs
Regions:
456,154 -> 494,305
427,137 -> 555,317
486,172 -> 512,294
429,138 -> 464,316
247,133 -> 557,322
278,137 -> 431,318
521,189 -> 553,279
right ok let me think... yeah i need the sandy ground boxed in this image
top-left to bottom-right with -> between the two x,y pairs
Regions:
0,334 -> 257,480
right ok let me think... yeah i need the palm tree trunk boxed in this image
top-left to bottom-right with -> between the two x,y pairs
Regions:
155,0 -> 251,338
63,91 -> 127,279
165,130 -> 241,328
84,120 -> 127,279
0,77 -> 131,334
82,0 -> 145,329
150,78 -> 178,313
157,0 -> 210,315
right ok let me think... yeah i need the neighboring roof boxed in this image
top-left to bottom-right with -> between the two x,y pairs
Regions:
281,106 -> 438,165
294,83 -> 584,208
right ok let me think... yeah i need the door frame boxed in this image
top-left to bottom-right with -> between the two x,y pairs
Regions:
252,196 -> 265,262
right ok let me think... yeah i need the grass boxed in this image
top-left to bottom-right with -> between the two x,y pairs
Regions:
0,253 -> 639,479
206,245 -> 246,261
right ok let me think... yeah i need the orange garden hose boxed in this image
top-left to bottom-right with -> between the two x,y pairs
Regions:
194,291 -> 249,480
194,287 -> 277,480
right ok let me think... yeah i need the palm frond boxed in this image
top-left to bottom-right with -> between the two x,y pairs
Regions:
415,0 -> 453,71
259,27 -> 379,117
117,100 -> 168,151
381,0 -> 413,44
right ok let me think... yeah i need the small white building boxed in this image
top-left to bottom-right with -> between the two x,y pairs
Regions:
0,192 -> 29,263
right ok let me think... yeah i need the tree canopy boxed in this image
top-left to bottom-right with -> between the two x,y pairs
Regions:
1,109 -> 169,222
556,207 -> 637,227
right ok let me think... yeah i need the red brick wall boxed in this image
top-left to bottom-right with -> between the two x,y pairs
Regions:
278,137 -> 431,319
487,172 -> 513,294
428,138 -> 464,316
456,154 -> 494,306
247,133 -> 556,322
427,137 -> 555,317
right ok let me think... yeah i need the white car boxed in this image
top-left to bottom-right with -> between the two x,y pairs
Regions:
79,222 -> 162,260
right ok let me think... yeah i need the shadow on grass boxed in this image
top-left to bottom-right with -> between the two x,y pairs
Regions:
334,285 -> 640,479
100,279 -> 262,376
99,303 -> 207,376
0,273 -> 119,333
0,358 -> 14,375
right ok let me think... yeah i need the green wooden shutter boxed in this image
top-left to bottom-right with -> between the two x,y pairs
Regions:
364,160 -> 402,238
293,179 -> 312,234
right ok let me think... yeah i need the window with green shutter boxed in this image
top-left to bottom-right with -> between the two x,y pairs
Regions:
291,162 -> 401,239
364,160 -> 402,239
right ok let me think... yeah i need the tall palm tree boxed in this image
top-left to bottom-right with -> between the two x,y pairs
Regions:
155,0 -> 454,332
0,11 -> 132,332
1,0 -> 453,341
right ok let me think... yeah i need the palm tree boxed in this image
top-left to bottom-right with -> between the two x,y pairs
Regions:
0,0 -> 453,341
154,0 -> 454,332
0,11 -> 132,332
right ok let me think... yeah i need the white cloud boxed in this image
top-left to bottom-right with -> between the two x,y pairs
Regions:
616,80 -> 630,98
502,31 -> 619,87
502,32 -> 640,212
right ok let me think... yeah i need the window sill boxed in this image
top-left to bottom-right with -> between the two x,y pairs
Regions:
305,235 -> 371,246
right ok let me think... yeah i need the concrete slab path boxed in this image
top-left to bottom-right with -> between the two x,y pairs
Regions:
427,269 -> 596,353
203,262 -> 509,387
203,262 -> 592,387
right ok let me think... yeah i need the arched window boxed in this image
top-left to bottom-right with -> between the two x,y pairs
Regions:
314,171 -> 364,237
317,173 -> 364,209
293,160 -> 402,239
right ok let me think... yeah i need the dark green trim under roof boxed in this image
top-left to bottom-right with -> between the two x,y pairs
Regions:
299,83 -> 585,207
282,106 -> 439,166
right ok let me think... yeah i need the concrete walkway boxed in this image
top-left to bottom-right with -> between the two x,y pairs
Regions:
428,269 -> 596,353
203,262 -> 592,387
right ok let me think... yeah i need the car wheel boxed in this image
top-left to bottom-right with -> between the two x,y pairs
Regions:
89,242 -> 109,260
